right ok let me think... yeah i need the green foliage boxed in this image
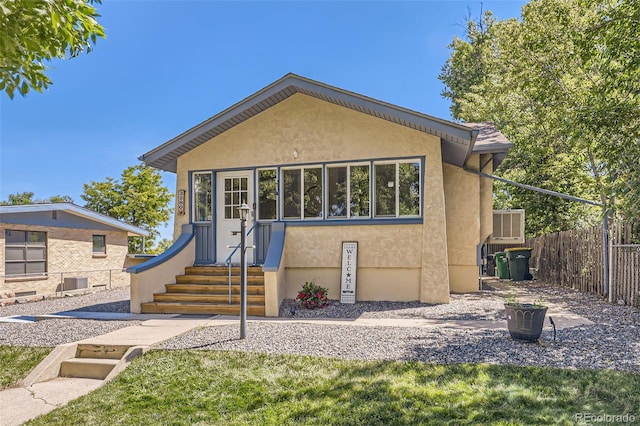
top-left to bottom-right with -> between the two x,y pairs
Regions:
148,238 -> 174,255
0,345 -> 51,389
0,191 -> 74,205
81,163 -> 173,253
440,0 -> 640,235
0,0 -> 106,98
296,281 -> 329,309
26,350 -> 640,425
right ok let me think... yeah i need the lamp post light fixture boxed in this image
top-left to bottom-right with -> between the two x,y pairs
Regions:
237,202 -> 251,339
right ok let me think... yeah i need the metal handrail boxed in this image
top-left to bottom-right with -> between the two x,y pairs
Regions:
225,223 -> 256,304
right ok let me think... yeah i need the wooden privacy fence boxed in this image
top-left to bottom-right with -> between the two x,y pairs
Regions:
488,220 -> 639,307
609,221 -> 640,306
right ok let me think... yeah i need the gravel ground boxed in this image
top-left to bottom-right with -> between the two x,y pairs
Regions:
0,288 -> 140,347
1,282 -> 639,371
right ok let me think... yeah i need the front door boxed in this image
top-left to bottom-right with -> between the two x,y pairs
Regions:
216,170 -> 254,264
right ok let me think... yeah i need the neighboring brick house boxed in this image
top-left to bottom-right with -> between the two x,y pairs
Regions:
1,203 -> 148,299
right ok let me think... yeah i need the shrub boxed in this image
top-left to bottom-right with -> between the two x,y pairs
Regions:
296,281 -> 329,309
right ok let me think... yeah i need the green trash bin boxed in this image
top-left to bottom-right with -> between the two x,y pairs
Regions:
505,248 -> 532,281
495,252 -> 510,279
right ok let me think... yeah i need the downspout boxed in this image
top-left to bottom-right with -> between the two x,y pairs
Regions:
462,162 -> 610,296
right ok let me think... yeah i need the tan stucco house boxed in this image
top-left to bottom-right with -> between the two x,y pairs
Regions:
128,74 -> 512,316
1,203 -> 148,300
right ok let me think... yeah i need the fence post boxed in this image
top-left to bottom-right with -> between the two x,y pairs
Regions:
602,211 -> 609,298
608,226 -> 614,303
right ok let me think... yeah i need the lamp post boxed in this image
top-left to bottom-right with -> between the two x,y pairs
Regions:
237,202 -> 251,339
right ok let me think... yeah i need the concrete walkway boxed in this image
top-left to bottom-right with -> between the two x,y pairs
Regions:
1,309 -> 593,425
0,316 -> 220,426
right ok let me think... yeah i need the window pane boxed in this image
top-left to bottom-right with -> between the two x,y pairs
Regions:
258,169 -> 277,220
375,163 -> 396,217
304,168 -> 323,219
327,167 -> 347,218
27,231 -> 46,245
350,165 -> 370,218
5,262 -> 25,276
282,169 -> 301,219
26,262 -> 46,274
194,173 -> 212,221
5,230 -> 26,244
92,235 -> 106,254
6,247 -> 25,261
27,246 -> 47,260
398,162 -> 420,216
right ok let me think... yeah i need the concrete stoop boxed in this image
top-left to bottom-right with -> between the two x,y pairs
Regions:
21,342 -> 148,386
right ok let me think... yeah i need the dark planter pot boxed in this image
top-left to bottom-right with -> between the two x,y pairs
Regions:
505,304 -> 548,342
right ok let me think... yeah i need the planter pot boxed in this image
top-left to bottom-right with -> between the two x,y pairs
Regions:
505,304 -> 548,342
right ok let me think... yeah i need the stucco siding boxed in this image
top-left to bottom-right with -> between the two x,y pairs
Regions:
443,158 -> 481,293
479,153 -> 494,243
1,224 -> 130,296
173,93 -> 443,237
285,267 -> 420,302
169,92 -> 491,304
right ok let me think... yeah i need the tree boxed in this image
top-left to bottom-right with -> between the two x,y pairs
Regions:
81,164 -> 173,253
0,192 -> 74,205
439,0 -> 640,236
0,0 -> 105,98
149,238 -> 174,255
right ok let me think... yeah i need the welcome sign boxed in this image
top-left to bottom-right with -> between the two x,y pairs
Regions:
340,241 -> 358,304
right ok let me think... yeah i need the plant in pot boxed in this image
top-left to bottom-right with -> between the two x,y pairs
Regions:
504,292 -> 548,342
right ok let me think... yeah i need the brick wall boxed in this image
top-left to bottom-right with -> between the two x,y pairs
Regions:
1,223 -> 131,296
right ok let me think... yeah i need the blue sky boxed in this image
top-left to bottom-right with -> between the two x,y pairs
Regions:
0,0 -> 526,240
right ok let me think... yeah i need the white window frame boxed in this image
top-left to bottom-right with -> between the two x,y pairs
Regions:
326,162 -> 371,220
257,167 -> 278,221
192,171 -> 213,223
280,166 -> 324,220
373,159 -> 422,218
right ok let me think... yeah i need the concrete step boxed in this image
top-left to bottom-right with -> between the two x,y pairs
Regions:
140,302 -> 266,316
184,266 -> 264,276
166,283 -> 266,295
154,293 -> 264,304
175,275 -> 265,285
76,344 -> 132,360
59,358 -> 119,380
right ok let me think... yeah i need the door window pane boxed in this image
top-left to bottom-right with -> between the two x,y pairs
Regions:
223,177 -> 248,219
194,173 -> 212,221
258,169 -> 277,220
375,163 -> 396,217
350,165 -> 370,218
304,168 -> 323,219
398,162 -> 421,216
282,169 -> 301,219
327,167 -> 347,218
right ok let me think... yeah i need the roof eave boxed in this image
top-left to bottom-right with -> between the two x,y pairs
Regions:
140,74 -> 480,173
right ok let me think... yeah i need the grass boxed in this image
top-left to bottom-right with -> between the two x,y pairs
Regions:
14,349 -> 639,426
0,345 -> 51,389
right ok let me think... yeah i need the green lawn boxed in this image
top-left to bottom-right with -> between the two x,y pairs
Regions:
15,349 -> 638,426
0,345 -> 51,389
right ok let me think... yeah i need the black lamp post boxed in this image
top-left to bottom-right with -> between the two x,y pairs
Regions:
237,202 -> 251,339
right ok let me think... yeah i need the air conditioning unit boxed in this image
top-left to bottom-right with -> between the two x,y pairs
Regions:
490,209 -> 525,244
63,277 -> 88,290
